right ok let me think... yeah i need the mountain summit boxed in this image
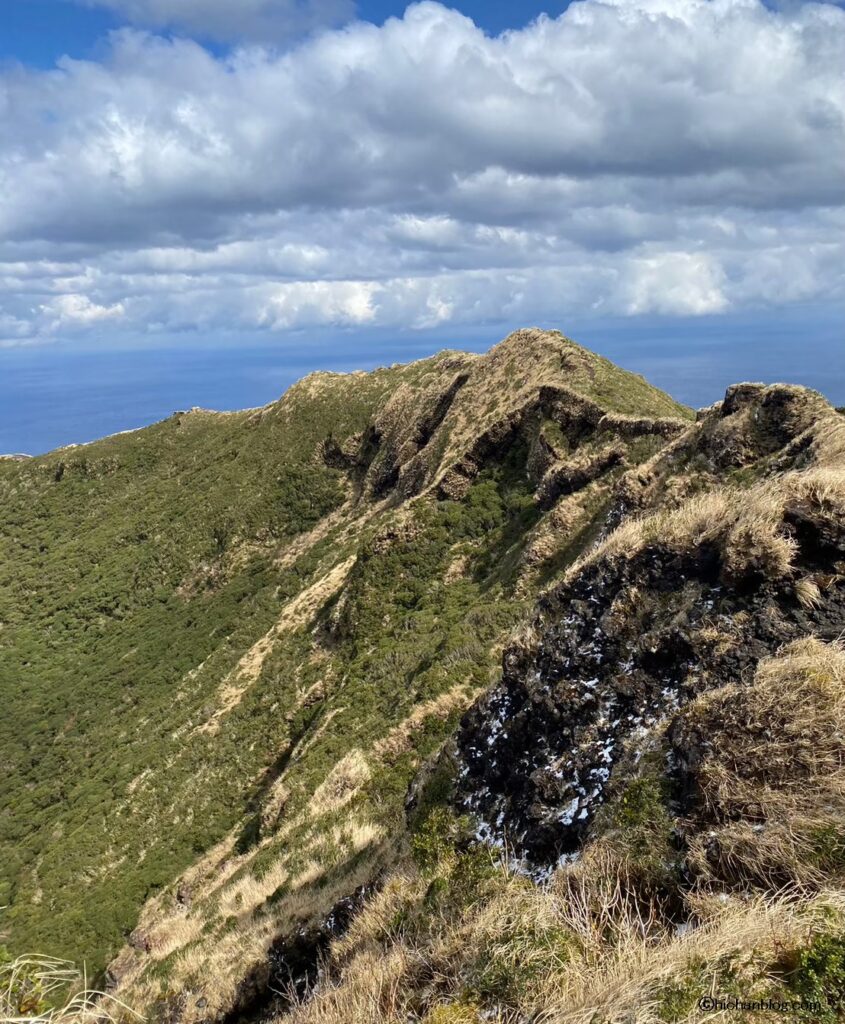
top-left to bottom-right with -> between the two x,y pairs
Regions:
2,330 -> 844,1023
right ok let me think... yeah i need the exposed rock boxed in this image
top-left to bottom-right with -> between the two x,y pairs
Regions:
457,528 -> 845,866
128,927 -> 152,953
535,445 -> 624,510
320,431 -> 367,471
454,383 -> 845,870
596,413 -> 689,441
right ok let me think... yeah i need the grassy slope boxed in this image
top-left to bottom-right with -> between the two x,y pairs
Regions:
0,330 -> 691,996
430,329 -> 689,475
0,365 -> 413,966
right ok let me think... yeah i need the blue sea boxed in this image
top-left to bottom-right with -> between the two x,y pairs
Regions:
1,312 -> 842,456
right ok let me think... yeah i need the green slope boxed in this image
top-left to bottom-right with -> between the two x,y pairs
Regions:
0,330 -> 691,1002
0,366 -> 414,965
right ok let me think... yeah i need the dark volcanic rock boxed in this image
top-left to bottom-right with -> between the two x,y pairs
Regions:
455,528 -> 845,869
221,885 -> 376,1024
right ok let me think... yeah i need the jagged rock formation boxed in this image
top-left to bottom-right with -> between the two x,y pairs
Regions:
456,383 -> 845,870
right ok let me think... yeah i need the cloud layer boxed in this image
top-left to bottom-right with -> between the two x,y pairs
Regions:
2,0 -> 844,345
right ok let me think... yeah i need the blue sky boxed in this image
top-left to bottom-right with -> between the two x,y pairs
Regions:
2,1 -> 570,66
0,0 -> 843,453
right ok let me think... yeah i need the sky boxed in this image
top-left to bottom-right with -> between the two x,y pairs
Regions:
0,0 -> 843,453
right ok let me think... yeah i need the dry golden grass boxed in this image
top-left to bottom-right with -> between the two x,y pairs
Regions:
275,843 -> 845,1024
518,481 -> 610,585
430,330 -> 567,473
677,637 -> 845,889
142,913 -> 205,960
794,576 -> 823,609
120,636 -> 845,1020
109,716 -> 387,1015
574,467 -> 845,583
169,845 -> 389,1022
289,860 -> 327,891
443,552 -> 471,584
217,858 -> 289,920
692,618 -> 747,656
331,819 -> 384,855
261,779 -> 291,832
0,956 -> 141,1024
271,635 -> 845,1023
282,945 -> 415,1024
199,556 -> 355,734
372,686 -> 478,762
531,889 -> 845,1024
308,749 -> 372,817
597,412 -> 690,437
428,328 -> 688,493
805,405 -> 845,468
170,914 -> 284,1015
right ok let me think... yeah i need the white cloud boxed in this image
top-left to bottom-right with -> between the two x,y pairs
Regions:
40,294 -> 126,329
621,252 -> 729,316
1,0 -> 843,343
258,280 -> 376,328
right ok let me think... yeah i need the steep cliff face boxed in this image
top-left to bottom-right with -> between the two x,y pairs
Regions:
248,391 -> 845,1024
456,385 -> 845,870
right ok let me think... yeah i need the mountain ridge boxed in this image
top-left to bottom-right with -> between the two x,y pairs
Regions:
2,329 -> 844,1024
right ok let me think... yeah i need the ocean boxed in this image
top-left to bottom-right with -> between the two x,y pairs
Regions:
1,313 -> 842,455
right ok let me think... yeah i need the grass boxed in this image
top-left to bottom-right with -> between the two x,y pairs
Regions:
572,466 -> 845,587
0,953 -> 140,1024
46,333 -> 678,1012
0,362 -> 416,969
274,848 -> 845,1024
677,638 -> 845,889
4,331 -> 842,1023
589,745 -> 680,890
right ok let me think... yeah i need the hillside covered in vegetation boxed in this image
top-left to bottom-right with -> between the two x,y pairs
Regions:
2,329 -> 845,1024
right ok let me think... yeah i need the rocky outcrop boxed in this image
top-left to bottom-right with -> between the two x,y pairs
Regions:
457,535 -> 844,867
534,445 -> 625,509
454,384 -> 845,870
596,413 -> 688,441
365,368 -> 472,499
436,387 -> 684,506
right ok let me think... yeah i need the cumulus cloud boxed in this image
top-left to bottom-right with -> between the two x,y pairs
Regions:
621,253 -> 728,316
1,0 -> 844,345
70,0 -> 355,44
40,293 -> 126,328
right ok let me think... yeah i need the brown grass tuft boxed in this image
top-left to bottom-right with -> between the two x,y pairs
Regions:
573,467 -> 845,584
274,848 -> 845,1024
675,638 -> 845,888
0,956 -> 141,1024
308,750 -> 371,817
795,576 -> 823,609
